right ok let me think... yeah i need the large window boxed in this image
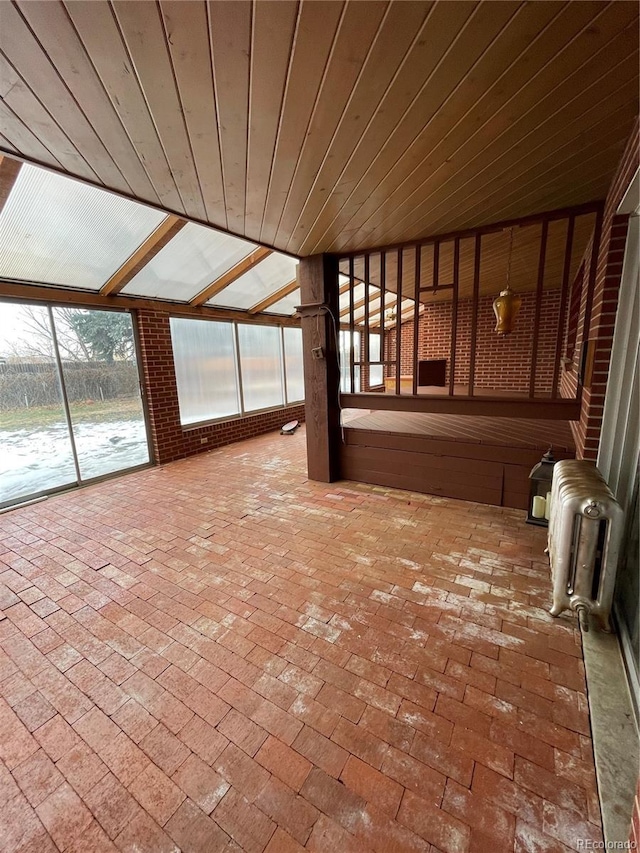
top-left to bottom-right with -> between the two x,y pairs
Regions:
170,318 -> 240,425
283,327 -> 304,403
169,317 -> 304,425
237,325 -> 284,412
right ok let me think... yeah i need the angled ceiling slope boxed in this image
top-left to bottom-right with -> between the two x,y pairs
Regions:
0,159 -> 301,316
0,0 -> 637,256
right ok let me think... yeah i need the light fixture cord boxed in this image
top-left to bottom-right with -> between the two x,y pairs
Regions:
506,226 -> 514,290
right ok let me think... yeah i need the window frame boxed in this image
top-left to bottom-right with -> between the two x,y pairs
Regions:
169,314 -> 304,429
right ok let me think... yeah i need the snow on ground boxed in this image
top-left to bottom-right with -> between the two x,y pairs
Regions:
0,419 -> 149,504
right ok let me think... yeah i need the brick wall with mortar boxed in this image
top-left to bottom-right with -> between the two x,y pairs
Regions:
560,118 -> 638,460
385,289 -> 562,395
136,310 -> 305,465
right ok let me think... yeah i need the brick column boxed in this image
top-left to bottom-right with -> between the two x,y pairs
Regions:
571,120 -> 639,460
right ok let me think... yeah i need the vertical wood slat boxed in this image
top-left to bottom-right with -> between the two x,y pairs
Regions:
551,216 -> 575,398
364,254 -> 370,390
468,233 -> 481,396
529,221 -> 549,398
349,256 -> 355,393
577,206 -> 604,396
380,250 -> 386,382
433,240 -> 440,291
412,244 -> 421,395
395,251 -> 402,395
449,237 -> 460,397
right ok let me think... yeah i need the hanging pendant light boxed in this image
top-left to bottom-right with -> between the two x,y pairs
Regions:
493,227 -> 522,336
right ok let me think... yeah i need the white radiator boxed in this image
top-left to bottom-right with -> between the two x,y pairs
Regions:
547,460 -> 624,632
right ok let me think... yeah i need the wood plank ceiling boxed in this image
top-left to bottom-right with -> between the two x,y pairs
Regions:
0,0 -> 638,258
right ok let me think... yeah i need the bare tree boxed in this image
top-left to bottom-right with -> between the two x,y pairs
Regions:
13,307 -> 131,362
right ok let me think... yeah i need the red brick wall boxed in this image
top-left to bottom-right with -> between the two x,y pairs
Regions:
136,310 -> 305,465
385,290 -> 562,394
562,119 -> 639,459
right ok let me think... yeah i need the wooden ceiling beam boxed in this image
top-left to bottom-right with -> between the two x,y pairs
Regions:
190,246 -> 272,306
248,279 -> 298,314
100,215 -> 184,295
0,155 -> 22,216
0,279 -> 300,327
344,291 -> 407,321
340,289 -> 391,318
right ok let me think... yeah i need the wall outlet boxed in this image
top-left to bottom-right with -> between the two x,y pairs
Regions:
200,437 -> 209,444
311,346 -> 324,360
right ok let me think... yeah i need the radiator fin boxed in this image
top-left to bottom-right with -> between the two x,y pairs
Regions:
548,460 -> 624,631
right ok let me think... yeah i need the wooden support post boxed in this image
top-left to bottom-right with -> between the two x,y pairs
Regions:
298,254 -> 341,483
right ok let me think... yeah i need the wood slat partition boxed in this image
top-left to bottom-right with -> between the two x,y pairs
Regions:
337,200 -> 603,412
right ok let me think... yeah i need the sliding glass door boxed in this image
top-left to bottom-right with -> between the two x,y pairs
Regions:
0,303 -> 77,504
0,302 -> 149,508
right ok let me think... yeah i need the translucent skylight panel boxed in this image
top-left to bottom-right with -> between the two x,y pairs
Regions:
339,282 -> 366,313
123,222 -> 255,301
368,296 -> 415,324
208,253 -> 298,311
0,164 -> 167,290
264,288 -> 300,315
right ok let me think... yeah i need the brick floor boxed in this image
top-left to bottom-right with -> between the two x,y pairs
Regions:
0,426 -> 602,852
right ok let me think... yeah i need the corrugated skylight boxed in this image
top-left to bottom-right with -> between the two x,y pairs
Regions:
0,164 -> 166,290
207,253 -> 298,311
122,221 -> 255,302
